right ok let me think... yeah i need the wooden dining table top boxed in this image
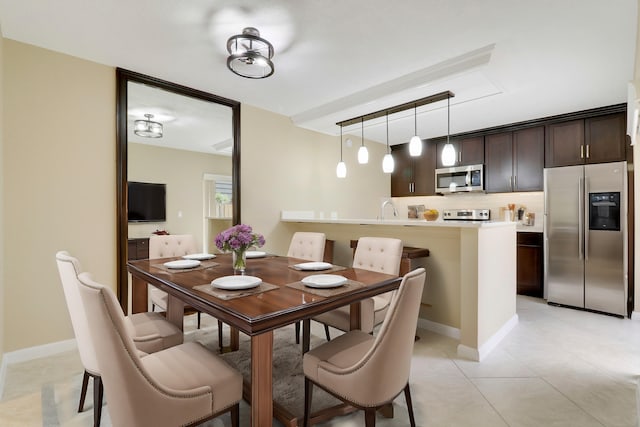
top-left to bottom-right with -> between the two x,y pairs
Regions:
127,253 -> 402,336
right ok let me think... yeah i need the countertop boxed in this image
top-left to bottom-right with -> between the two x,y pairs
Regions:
281,216 -> 519,229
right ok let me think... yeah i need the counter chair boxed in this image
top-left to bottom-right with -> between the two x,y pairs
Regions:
76,271 -> 242,427
303,267 -> 426,427
148,234 -> 204,329
55,251 -> 183,427
313,237 -> 402,340
288,232 -> 327,343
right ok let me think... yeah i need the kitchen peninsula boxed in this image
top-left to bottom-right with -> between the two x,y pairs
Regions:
281,215 -> 518,361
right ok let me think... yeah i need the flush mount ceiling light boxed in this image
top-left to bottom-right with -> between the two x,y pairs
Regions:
357,118 -> 369,164
134,114 -> 163,138
382,113 -> 395,173
441,96 -> 457,166
227,27 -> 275,79
336,126 -> 347,178
409,103 -> 422,157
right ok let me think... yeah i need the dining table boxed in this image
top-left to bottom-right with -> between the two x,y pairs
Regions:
127,252 -> 402,427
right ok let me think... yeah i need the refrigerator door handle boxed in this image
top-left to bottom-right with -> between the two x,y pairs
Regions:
578,176 -> 584,260
584,177 -> 589,261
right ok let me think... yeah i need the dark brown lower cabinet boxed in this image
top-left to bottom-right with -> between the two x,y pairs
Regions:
517,232 -> 543,297
128,238 -> 149,260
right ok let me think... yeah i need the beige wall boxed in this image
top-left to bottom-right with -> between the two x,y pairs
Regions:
634,7 -> 640,315
2,40 -> 116,351
128,142 -> 232,250
0,26 -> 5,359
240,103 -> 391,256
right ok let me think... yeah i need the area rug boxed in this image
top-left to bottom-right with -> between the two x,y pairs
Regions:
188,324 -> 344,421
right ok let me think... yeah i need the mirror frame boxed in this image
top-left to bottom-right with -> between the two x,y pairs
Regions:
116,68 -> 241,312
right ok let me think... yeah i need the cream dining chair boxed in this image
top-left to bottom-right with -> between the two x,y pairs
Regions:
76,271 -> 243,427
313,237 -> 402,340
288,232 -> 327,344
148,234 -> 203,329
303,267 -> 426,427
55,251 -> 183,427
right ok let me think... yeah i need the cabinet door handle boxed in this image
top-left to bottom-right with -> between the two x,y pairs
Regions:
458,151 -> 462,163
580,145 -> 584,159
513,175 -> 517,190
586,144 -> 590,159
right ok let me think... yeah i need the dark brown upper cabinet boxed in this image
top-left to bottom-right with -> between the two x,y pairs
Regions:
545,113 -> 626,167
485,126 -> 544,193
436,136 -> 484,169
390,140 -> 436,197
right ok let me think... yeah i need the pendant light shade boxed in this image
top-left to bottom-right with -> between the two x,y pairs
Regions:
441,96 -> 456,166
382,113 -> 394,173
357,118 -> 369,164
336,126 -> 347,178
409,104 -> 422,156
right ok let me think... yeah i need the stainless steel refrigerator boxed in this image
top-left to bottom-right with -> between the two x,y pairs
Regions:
544,161 -> 627,316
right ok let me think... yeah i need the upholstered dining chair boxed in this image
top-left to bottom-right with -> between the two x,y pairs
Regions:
55,251 -> 183,427
148,234 -> 203,329
76,270 -> 243,427
313,237 -> 403,340
287,231 -> 327,261
303,267 -> 426,427
288,232 -> 327,344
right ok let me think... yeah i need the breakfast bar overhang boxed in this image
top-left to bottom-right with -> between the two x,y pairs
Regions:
281,217 -> 518,361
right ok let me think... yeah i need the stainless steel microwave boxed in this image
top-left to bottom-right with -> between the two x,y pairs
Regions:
435,164 -> 484,193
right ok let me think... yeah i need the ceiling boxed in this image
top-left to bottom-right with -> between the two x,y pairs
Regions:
0,0 -> 637,148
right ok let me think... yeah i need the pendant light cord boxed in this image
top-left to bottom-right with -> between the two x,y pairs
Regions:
361,118 -> 364,146
386,113 -> 390,153
340,126 -> 343,161
447,96 -> 450,143
414,103 -> 418,135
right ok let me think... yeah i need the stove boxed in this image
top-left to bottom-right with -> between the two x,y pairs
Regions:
442,208 -> 491,221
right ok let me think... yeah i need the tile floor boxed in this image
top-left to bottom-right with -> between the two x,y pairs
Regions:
0,296 -> 639,426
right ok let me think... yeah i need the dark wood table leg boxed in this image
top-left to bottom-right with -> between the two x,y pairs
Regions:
251,331 -> 273,427
166,295 -> 185,331
131,275 -> 147,314
349,301 -> 361,330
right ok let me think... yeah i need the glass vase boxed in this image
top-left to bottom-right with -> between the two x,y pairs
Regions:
232,249 -> 247,274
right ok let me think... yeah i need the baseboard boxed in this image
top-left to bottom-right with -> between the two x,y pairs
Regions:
417,317 -> 461,340
0,339 -> 77,400
457,314 -> 519,362
631,311 -> 640,320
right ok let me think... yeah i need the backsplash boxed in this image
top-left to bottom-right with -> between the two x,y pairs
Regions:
391,192 -> 544,223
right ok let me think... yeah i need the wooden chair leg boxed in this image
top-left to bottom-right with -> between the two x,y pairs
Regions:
304,378 -> 313,427
217,320 -> 224,352
230,403 -> 239,427
197,311 -> 201,329
93,375 -> 104,427
364,407 -> 376,427
404,383 -> 416,427
78,370 -> 89,412
295,321 -> 301,344
324,324 -> 331,341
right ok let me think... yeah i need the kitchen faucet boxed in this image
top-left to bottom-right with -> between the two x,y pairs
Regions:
380,199 -> 398,220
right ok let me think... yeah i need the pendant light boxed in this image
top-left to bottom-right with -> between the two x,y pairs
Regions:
134,113 -> 163,138
357,117 -> 369,164
408,103 -> 422,156
336,126 -> 347,178
382,113 -> 395,173
441,96 -> 456,166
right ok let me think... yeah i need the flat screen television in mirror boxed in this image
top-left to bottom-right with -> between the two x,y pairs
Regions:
128,181 -> 166,222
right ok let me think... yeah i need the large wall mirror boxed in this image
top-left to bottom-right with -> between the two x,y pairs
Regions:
116,68 -> 241,312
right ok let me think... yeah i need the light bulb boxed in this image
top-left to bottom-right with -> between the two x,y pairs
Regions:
357,146 -> 369,164
441,143 -> 456,167
336,161 -> 347,178
382,153 -> 395,173
409,135 -> 422,156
